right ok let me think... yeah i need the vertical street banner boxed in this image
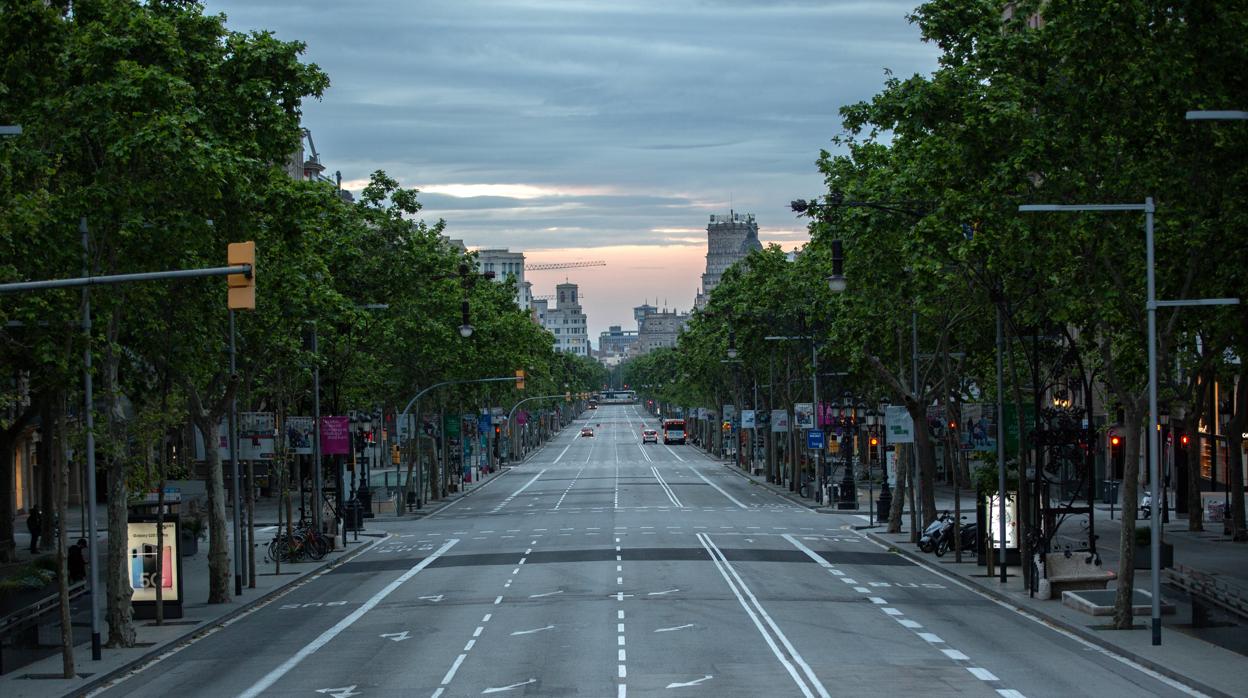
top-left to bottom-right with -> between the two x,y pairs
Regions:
741,410 -> 756,429
770,409 -> 790,433
320,416 -> 350,455
885,406 -> 914,443
286,416 -> 315,455
794,403 -> 815,430
239,412 -> 276,460
722,405 -> 736,422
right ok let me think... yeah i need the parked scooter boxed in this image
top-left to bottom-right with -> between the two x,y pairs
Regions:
1140,490 -> 1152,520
917,512 -> 951,553
934,517 -> 977,557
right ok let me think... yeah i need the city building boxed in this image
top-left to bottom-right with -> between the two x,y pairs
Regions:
635,309 -> 689,354
598,325 -> 639,366
633,303 -> 657,329
474,248 -> 531,310
540,282 -> 590,355
694,211 -> 762,308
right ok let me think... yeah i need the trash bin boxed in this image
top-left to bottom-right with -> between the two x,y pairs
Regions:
1102,480 -> 1121,505
344,499 -> 364,531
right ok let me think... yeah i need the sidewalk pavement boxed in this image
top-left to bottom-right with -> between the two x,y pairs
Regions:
0,433 -> 541,696
712,458 -> 1248,697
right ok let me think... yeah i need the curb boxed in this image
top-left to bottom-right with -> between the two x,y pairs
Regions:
863,531 -> 1233,698
710,457 -> 859,514
72,533 -> 387,698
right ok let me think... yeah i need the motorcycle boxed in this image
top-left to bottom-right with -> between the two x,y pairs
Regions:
917,512 -> 950,553
1140,490 -> 1152,520
934,517 -> 977,557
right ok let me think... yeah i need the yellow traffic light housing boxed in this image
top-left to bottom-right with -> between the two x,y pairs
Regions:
515,369 -> 525,390
227,241 -> 256,310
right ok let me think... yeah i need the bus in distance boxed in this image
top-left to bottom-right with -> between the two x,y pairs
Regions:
662,419 -> 686,445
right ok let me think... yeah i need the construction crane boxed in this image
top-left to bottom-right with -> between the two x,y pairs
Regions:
532,293 -> 588,301
525,260 -> 606,271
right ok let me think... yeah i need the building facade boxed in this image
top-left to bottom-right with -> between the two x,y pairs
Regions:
540,282 -> 590,355
474,248 -> 531,310
635,309 -> 689,354
598,325 -> 639,365
694,211 -> 762,308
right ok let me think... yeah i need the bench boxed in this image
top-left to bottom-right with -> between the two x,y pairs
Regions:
1164,564 -> 1248,627
1038,552 -> 1116,599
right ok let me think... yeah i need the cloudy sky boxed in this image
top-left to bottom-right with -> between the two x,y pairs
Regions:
205,0 -> 940,340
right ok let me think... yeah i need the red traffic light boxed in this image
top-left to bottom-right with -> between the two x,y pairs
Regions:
1180,434 -> 1190,446
1110,435 -> 1121,447
869,436 -> 880,447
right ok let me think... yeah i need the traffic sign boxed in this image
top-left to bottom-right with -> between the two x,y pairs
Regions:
806,429 -> 825,450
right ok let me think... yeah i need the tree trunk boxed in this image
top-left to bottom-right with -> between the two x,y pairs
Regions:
199,418 -> 232,603
1112,403 -> 1144,629
1228,376 -> 1246,542
1187,375 -> 1209,531
909,402 -> 938,526
54,392 -> 75,678
39,399 -> 55,551
102,322 -> 135,648
888,442 -> 908,534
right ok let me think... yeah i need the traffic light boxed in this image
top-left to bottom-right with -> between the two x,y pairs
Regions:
1180,434 -> 1190,447
227,241 -> 256,310
1109,433 -> 1124,476
515,369 -> 525,390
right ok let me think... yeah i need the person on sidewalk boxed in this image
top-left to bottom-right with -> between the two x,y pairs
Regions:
68,538 -> 88,582
27,506 -> 43,553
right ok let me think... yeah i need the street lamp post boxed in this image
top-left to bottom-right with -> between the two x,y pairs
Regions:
1019,199 -> 1239,647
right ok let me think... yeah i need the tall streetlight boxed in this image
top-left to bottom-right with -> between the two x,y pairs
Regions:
1019,198 -> 1239,647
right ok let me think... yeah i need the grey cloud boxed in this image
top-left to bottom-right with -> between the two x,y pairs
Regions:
205,0 -> 939,327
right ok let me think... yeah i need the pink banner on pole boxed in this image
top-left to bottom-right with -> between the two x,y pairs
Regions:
320,416 -> 350,455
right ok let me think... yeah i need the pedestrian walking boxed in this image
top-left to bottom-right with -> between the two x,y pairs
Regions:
68,538 -> 88,582
27,505 -> 43,553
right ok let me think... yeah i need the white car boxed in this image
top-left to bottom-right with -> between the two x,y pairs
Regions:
641,428 -> 658,444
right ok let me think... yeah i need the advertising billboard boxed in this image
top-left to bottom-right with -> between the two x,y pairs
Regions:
127,518 -> 183,618
770,410 -> 790,433
741,410 -> 756,429
286,416 -> 315,455
794,403 -> 815,430
320,416 -> 350,455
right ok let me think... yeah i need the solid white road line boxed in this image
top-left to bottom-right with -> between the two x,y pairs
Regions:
663,445 -> 685,462
552,444 -> 572,463
636,443 -> 653,463
651,466 -> 682,507
237,538 -> 459,698
692,467 -> 747,508
696,533 -> 825,698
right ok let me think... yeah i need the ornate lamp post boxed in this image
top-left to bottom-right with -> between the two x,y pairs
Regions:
836,392 -> 859,509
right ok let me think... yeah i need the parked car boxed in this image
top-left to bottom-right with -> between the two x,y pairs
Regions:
641,428 -> 658,444
580,427 -> 594,437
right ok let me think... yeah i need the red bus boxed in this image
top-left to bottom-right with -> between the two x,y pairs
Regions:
662,419 -> 686,445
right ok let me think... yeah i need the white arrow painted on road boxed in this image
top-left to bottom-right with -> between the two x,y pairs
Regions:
482,678 -> 537,693
654,624 -> 694,633
666,675 -> 713,689
510,624 -> 554,636
418,595 -> 444,602
316,686 -> 361,698
647,588 -> 679,596
379,631 -> 410,642
528,590 -> 563,598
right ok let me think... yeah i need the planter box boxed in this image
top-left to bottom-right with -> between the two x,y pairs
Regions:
1133,541 -> 1173,570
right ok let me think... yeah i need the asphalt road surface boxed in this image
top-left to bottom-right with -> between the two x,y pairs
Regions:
90,405 -> 1204,697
